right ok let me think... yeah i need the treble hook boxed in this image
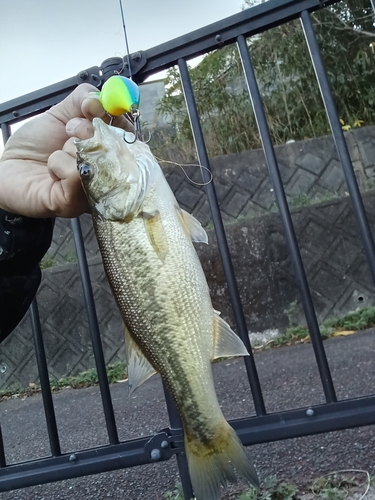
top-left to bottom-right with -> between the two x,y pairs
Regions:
108,110 -> 151,144
123,109 -> 151,144
100,75 -> 151,144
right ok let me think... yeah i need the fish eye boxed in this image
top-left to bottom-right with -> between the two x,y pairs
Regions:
78,163 -> 93,180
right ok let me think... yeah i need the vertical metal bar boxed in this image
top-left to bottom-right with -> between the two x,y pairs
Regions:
178,58 -> 266,416
2,118 -> 62,457
29,300 -> 61,456
0,426 -> 5,468
1,122 -> 11,143
237,34 -> 337,404
371,0 -> 375,13
0,122 -> 10,467
71,217 -> 119,445
300,10 -> 375,285
163,383 -> 194,500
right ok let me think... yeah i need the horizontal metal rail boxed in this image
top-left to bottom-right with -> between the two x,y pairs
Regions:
1,395 -> 374,492
0,0 -> 338,126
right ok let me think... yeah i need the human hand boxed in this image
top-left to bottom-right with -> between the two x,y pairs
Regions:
0,83 -> 133,218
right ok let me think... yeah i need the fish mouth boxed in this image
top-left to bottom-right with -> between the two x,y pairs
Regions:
75,118 -> 108,154
75,118 -> 134,155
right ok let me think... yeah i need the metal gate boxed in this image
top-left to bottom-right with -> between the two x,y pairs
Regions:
1,0 -> 375,498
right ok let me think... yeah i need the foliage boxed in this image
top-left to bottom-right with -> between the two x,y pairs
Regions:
311,473 -> 361,499
40,253 -> 55,269
0,362 -> 128,402
239,476 -> 297,499
325,305 -> 375,331
268,304 -> 375,349
156,0 -> 375,159
163,483 -> 184,499
49,361 -> 127,390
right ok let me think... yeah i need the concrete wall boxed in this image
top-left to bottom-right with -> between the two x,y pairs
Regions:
139,80 -> 167,127
1,127 -> 375,389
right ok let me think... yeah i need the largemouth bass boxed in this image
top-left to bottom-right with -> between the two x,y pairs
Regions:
76,118 -> 259,500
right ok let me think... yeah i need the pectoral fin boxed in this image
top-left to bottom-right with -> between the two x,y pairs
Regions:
212,310 -> 249,360
176,207 -> 208,244
124,325 -> 157,394
143,210 -> 169,261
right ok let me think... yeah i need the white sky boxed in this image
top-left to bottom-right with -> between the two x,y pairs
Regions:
0,0 -> 245,104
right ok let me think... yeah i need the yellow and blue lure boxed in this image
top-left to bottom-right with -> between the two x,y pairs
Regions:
98,75 -> 149,143
99,75 -> 140,116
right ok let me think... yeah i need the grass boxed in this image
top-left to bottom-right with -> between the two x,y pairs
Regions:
0,362 -> 127,402
2,306 -> 375,401
263,305 -> 375,350
40,254 -> 55,269
164,471 -> 372,499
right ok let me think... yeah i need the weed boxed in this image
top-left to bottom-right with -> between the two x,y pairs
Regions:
40,254 -> 55,269
163,483 -> 184,499
311,472 -> 363,500
0,362 -> 127,402
325,306 -> 375,332
237,476 -> 298,499
64,252 -> 77,264
49,361 -> 127,390
266,305 -> 375,350
284,301 -> 298,328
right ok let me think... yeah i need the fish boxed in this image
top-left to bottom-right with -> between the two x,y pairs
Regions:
75,117 -> 259,500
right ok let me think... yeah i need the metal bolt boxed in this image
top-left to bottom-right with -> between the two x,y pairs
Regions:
132,52 -> 141,62
69,454 -> 77,462
0,365 -> 6,374
150,448 -> 161,461
306,408 -> 314,417
12,111 -> 19,118
160,440 -> 169,449
91,74 -> 99,82
215,34 -> 223,44
79,71 -> 89,80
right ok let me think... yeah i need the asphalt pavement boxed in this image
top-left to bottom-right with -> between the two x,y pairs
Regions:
0,331 -> 374,499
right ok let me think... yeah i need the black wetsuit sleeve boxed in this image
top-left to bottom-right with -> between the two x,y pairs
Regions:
0,209 -> 54,342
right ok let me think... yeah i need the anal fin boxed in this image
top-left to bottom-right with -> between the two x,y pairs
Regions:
212,310 -> 249,360
124,324 -> 157,394
176,207 -> 208,244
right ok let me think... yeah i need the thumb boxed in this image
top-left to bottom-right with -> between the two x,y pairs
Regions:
47,83 -> 99,125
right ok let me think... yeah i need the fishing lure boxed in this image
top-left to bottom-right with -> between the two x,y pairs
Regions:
100,75 -> 140,117
99,75 -> 149,143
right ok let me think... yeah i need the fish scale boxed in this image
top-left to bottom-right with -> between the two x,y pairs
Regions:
76,118 -> 259,500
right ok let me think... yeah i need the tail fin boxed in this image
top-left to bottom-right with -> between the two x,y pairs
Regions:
185,421 -> 259,500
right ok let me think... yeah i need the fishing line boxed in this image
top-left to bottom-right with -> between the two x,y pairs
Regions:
113,52 -> 127,76
155,157 -> 214,187
118,0 -> 133,80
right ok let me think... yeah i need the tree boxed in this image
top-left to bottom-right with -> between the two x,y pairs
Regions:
156,0 -> 375,158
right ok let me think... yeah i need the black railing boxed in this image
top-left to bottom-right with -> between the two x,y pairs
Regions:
1,0 -> 375,498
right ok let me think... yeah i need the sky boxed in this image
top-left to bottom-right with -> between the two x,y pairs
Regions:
0,0 -> 245,104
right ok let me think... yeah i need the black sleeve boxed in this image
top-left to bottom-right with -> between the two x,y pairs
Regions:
0,209 -> 54,342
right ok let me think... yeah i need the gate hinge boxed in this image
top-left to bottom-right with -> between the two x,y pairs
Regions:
76,66 -> 102,87
144,428 -> 184,462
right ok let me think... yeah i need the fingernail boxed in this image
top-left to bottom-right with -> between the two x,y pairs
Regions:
85,92 -> 101,101
66,117 -> 85,134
